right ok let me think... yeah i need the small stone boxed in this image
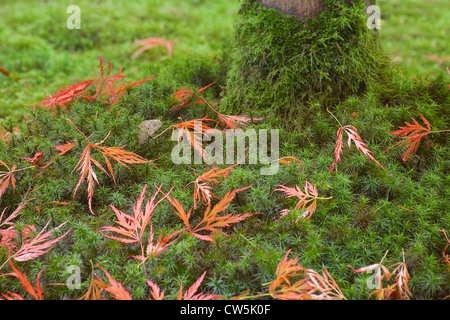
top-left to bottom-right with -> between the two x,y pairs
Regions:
137,119 -> 163,145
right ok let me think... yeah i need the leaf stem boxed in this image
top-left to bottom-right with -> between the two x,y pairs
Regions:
12,166 -> 35,173
66,118 -> 93,144
428,130 -> 450,134
326,108 -> 343,128
315,196 -> 333,200
151,125 -> 173,141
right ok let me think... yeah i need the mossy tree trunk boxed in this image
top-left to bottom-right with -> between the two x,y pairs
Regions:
258,0 -> 369,19
223,0 -> 386,124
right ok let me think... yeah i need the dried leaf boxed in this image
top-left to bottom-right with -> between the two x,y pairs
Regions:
0,260 -> 43,300
177,271 -> 222,300
268,250 -> 345,300
32,58 -> 155,111
274,181 -> 331,221
0,160 -> 17,200
331,125 -> 386,172
97,265 -> 132,300
171,83 -> 214,111
204,97 -> 263,129
13,220 -> 71,262
185,162 -> 239,209
78,262 -> 106,300
18,152 -> 46,168
67,119 -> 152,214
54,141 -> 76,156
147,280 -> 165,300
388,113 -> 432,162
390,260 -> 412,299
100,184 -> 171,244
131,37 -> 177,58
169,186 -> 261,242
172,117 -> 217,164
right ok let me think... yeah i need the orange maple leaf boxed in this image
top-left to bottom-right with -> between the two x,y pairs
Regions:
184,162 -> 240,209
236,250 -> 345,300
171,83 -> 214,111
327,109 -> 386,172
77,260 -> 109,300
31,58 -> 155,112
348,250 -> 412,300
274,181 -> 331,221
168,186 -> 261,242
11,220 -> 71,263
97,265 -> 132,300
0,160 -> 17,200
0,260 -> 44,300
67,119 -> 152,214
177,271 -> 222,300
172,117 -> 217,164
203,97 -> 263,129
131,37 -> 178,59
388,113 -> 434,162
147,272 -> 222,300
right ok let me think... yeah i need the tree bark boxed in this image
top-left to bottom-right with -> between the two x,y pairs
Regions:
258,0 -> 374,19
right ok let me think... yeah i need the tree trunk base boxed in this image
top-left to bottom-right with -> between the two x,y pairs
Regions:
222,0 -> 388,124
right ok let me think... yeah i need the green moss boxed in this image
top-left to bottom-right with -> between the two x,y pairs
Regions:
0,0 -> 449,300
222,0 -> 389,124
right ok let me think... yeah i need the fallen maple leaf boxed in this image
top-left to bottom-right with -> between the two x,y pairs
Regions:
184,162 -> 240,209
131,37 -> 177,59
31,79 -> 94,112
100,184 -> 180,266
238,250 -> 345,300
327,109 -> 386,172
147,280 -> 165,300
12,220 -> 71,262
0,198 -> 33,254
347,251 -> 392,292
97,265 -> 132,300
274,181 -> 331,221
203,97 -> 263,129
172,117 -> 217,164
0,160 -> 17,200
171,83 -> 215,111
168,186 -> 261,242
134,228 -> 183,264
147,271 -> 222,300
0,260 -> 43,300
18,152 -> 47,168
348,250 -> 412,300
390,258 -> 412,299
54,141 -> 76,156
388,113 -> 449,162
177,271 -> 222,300
100,184 -> 170,244
31,58 -> 156,112
442,229 -> 450,270
67,119 -> 152,214
78,261 -> 107,300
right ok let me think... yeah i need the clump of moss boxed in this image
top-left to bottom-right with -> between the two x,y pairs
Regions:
222,0 -> 389,123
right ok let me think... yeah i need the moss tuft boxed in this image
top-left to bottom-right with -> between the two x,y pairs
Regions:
222,0 -> 389,124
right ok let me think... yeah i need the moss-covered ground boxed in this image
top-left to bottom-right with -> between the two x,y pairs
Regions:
0,0 -> 449,300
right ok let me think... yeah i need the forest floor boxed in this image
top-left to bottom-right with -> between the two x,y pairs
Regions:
0,0 -> 448,300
